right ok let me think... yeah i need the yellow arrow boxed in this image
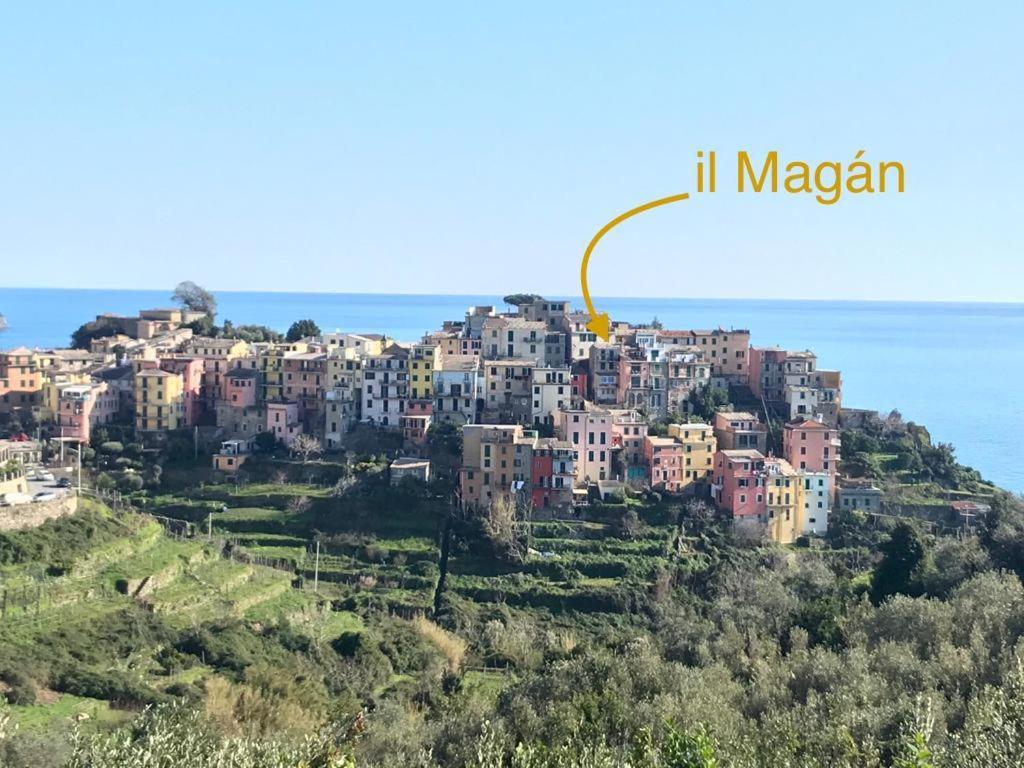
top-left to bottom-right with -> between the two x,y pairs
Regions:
581,192 -> 690,340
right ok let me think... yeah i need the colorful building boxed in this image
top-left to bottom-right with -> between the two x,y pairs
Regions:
212,438 -> 252,474
529,438 -> 575,509
134,368 -> 185,432
155,357 -> 204,426
667,422 -> 717,487
267,401 -> 301,446
257,342 -> 308,403
645,436 -> 686,492
182,337 -> 250,405
612,410 -> 649,483
783,418 -> 840,476
460,424 -> 529,510
283,351 -> 326,433
557,406 -> 612,484
713,449 -> 767,524
617,349 -> 667,418
713,411 -> 769,453
0,347 -> 43,419
225,368 -> 260,408
763,456 -> 802,543
409,343 -> 440,400
56,381 -> 120,443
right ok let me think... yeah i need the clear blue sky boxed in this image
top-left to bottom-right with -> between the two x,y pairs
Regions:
1,2 -> 1021,301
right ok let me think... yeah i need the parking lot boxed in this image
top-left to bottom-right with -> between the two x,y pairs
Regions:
2,466 -> 77,505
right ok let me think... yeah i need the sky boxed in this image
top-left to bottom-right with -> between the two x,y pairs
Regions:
1,2 -> 1021,301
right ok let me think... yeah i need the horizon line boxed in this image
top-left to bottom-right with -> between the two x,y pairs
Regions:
2,285 -> 1023,308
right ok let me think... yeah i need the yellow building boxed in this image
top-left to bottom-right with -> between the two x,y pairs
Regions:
40,370 -> 92,421
667,422 -> 717,487
409,343 -> 440,400
135,368 -> 185,432
326,347 -> 363,392
257,342 -> 307,402
763,457 -> 803,544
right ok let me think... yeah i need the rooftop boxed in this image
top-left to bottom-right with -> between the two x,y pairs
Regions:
716,411 -> 760,421
391,457 -> 431,469
721,449 -> 766,461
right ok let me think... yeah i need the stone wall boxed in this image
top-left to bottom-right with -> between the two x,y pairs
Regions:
0,494 -> 78,532
0,474 -> 28,496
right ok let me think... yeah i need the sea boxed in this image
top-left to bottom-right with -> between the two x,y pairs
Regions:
1,288 -> 1022,493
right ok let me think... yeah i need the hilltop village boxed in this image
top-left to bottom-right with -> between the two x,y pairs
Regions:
0,289 -> 1017,768
1,293 -> 861,543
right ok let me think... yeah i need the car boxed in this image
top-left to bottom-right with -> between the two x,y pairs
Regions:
57,477 -> 73,488
34,471 -> 55,482
33,491 -> 57,502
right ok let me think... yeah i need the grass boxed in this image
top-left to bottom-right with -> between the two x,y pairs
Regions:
10,692 -> 132,732
461,669 -> 512,701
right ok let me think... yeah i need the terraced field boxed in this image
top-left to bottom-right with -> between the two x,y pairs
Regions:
149,482 -> 446,617
448,515 -> 681,616
0,498 -> 349,734
147,482 -> 694,634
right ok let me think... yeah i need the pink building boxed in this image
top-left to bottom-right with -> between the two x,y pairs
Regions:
400,412 -> 432,449
283,352 -> 326,433
266,401 -> 301,447
56,382 -> 120,443
406,399 -> 433,416
783,418 -> 840,475
645,436 -> 686,493
557,406 -> 612,484
713,449 -> 767,521
225,368 -> 260,408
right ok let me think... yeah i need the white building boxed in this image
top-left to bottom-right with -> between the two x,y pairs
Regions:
433,355 -> 482,425
530,366 -> 572,428
361,345 -> 409,428
801,470 -> 830,536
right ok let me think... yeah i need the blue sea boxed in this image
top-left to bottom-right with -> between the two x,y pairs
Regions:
2,288 -> 1022,493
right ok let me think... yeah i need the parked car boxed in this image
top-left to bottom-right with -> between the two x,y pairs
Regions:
57,477 -> 73,488
34,471 -> 55,483
0,492 -> 32,507
33,491 -> 57,502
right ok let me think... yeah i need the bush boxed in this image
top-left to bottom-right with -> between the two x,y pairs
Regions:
118,474 -> 145,493
56,668 -> 165,708
1,669 -> 38,705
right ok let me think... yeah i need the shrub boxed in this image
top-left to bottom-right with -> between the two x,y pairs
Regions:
0,669 -> 37,706
56,668 -> 165,708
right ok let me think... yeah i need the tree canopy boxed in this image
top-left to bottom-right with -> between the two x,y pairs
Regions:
70,321 -> 119,350
171,281 -> 217,317
286,319 -> 321,342
503,293 -> 544,307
